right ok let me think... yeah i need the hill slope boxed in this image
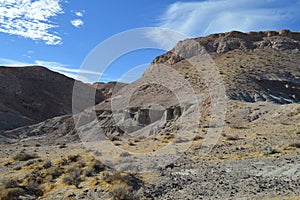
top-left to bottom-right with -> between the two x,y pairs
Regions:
0,66 -> 104,131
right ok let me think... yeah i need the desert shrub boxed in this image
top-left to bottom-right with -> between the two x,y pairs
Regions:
109,183 -> 139,200
67,154 -> 80,163
13,166 -> 22,171
110,136 -> 121,142
91,160 -> 105,173
84,160 -> 105,177
293,130 -> 300,135
13,152 -> 38,161
59,158 -> 69,166
119,152 -> 131,157
263,146 -> 280,155
43,160 -> 52,169
226,135 -> 240,141
59,143 -> 67,148
84,167 -> 94,177
193,135 -> 203,141
105,172 -> 143,191
26,179 -> 44,197
63,168 -> 82,188
289,142 -> 300,148
24,160 -> 35,166
128,142 -> 136,146
2,179 -> 19,189
0,188 -> 25,200
174,137 -> 189,143
44,167 -> 62,179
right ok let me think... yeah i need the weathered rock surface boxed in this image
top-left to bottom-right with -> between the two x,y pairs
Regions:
0,66 -> 104,131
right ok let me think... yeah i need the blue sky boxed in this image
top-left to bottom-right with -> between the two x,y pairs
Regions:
0,0 -> 299,82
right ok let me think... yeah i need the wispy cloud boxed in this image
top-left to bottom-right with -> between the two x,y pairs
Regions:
75,11 -> 83,17
71,19 -> 84,28
0,0 -> 64,45
71,10 -> 84,28
34,60 -> 101,75
156,0 -> 300,39
0,58 -> 102,83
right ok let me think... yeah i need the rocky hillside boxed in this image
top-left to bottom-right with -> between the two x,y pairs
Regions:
0,66 -> 104,132
3,30 -> 300,142
0,30 -> 299,200
152,29 -> 300,104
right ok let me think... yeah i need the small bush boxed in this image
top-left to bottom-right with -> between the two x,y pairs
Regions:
84,167 -> 94,177
105,172 -> 143,191
84,160 -> 105,177
43,160 -> 52,169
193,135 -> 203,141
45,167 -> 62,179
226,135 -> 240,141
63,168 -> 82,188
91,160 -> 105,173
109,183 -> 139,200
174,137 -> 189,143
110,136 -> 121,142
293,130 -> 300,135
59,143 -> 67,148
67,154 -> 80,162
289,142 -> 300,148
120,152 -> 131,157
24,160 -> 35,166
14,152 -> 38,161
3,179 -> 19,189
128,142 -> 136,146
263,146 -> 280,155
0,188 -> 25,200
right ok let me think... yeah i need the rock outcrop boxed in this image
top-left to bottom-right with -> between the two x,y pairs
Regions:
152,30 -> 300,65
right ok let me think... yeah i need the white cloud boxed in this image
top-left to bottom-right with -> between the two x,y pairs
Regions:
34,60 -> 102,75
71,19 -> 84,28
75,11 -> 83,17
0,0 -> 64,45
157,0 -> 300,38
0,58 -> 102,83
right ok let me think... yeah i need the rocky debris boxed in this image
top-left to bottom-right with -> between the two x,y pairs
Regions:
144,157 -> 300,199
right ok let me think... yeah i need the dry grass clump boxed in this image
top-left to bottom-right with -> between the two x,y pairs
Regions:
13,151 -> 38,161
84,159 -> 106,177
0,177 -> 43,199
62,167 -> 83,188
0,187 -> 25,200
105,171 -> 144,200
109,183 -> 140,200
289,142 -> 300,148
263,146 -> 281,155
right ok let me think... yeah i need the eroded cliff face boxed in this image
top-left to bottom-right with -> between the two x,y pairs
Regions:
152,30 -> 300,65
150,30 -> 300,104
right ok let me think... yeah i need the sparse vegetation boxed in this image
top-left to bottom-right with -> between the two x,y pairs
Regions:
67,154 -> 80,162
263,146 -> 281,155
289,142 -> 300,148
63,168 -> 83,188
226,135 -> 240,141
13,152 -> 38,161
105,171 -> 143,200
43,160 -> 52,169
109,183 -> 140,200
